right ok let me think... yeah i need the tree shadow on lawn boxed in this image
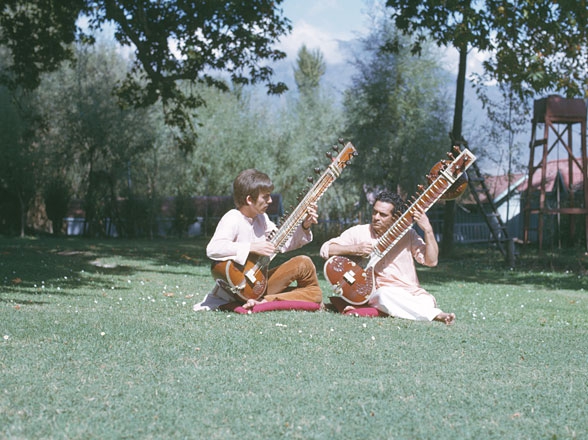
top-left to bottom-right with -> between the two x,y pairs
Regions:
419,245 -> 588,291
0,236 -> 211,302
290,242 -> 588,292
2,237 -> 587,302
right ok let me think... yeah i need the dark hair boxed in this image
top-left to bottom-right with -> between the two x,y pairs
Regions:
374,190 -> 405,214
232,169 -> 274,207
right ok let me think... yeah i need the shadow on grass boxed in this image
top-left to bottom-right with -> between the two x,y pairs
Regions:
0,235 -> 211,301
290,242 -> 588,292
2,237 -> 587,302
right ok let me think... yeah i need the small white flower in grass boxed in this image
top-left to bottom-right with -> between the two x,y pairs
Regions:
330,328 -> 334,332
276,323 -> 287,327
362,323 -> 367,328
3,335 -> 9,341
371,336 -> 375,340
100,332 -> 105,336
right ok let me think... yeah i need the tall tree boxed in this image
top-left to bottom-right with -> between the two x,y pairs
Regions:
283,46 -> 346,221
0,0 -> 292,147
343,15 -> 451,219
294,45 -> 326,97
0,86 -> 36,236
34,42 -> 157,236
385,0 -> 588,256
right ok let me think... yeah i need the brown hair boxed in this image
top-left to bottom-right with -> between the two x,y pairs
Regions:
232,169 -> 274,207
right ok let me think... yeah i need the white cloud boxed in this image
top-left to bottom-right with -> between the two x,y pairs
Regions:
442,46 -> 489,78
277,20 -> 352,65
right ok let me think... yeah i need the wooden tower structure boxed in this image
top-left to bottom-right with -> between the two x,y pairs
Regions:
523,95 -> 588,250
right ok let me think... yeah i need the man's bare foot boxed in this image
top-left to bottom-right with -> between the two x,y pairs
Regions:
343,305 -> 356,313
242,298 -> 267,310
434,312 -> 456,325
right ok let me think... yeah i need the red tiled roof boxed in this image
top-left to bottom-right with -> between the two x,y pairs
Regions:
470,159 -> 586,204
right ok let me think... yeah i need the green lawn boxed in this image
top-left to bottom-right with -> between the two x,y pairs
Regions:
1,236 -> 587,439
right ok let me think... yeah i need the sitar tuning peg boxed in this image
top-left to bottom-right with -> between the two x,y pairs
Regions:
338,138 -> 345,145
307,176 -> 314,183
332,145 -> 339,152
314,167 -> 322,174
326,151 -> 333,159
446,151 -> 455,160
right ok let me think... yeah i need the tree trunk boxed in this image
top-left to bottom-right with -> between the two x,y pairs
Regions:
441,44 -> 468,257
18,190 -> 25,238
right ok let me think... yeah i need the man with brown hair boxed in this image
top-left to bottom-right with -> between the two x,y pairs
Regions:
193,169 -> 322,311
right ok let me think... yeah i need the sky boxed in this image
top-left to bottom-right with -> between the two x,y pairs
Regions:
275,0 -> 488,87
279,0 -> 371,66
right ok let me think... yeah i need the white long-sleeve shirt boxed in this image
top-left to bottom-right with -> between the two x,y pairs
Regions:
206,209 -> 312,264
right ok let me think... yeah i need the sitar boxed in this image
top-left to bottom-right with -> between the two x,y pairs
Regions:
324,146 -> 476,305
211,141 -> 358,301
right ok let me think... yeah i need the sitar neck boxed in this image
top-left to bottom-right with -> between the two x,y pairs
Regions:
366,147 -> 476,267
269,141 -> 357,253
372,175 -> 454,259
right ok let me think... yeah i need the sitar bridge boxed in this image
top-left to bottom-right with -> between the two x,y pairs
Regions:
343,271 -> 356,285
245,268 -> 258,284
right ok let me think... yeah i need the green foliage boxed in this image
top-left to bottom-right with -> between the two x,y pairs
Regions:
185,53 -> 348,220
0,0 -> 84,89
386,0 -> 588,99
0,85 -> 37,236
44,179 -> 71,235
343,15 -> 452,204
33,42 -> 168,236
1,237 -> 588,439
294,45 -> 326,96
0,0 -> 292,138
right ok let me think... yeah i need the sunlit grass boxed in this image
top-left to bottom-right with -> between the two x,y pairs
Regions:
1,237 -> 587,439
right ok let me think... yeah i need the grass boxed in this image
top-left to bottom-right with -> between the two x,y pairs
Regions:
1,236 -> 587,439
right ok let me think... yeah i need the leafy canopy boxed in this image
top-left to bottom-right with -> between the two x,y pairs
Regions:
386,0 -> 588,99
0,0 -> 292,136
